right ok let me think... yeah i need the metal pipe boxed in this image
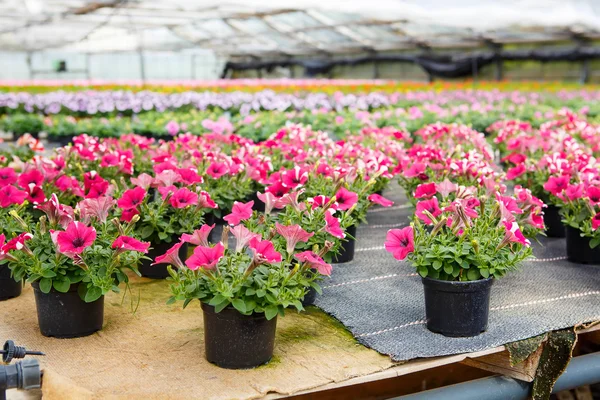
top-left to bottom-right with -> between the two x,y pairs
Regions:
396,352 -> 600,400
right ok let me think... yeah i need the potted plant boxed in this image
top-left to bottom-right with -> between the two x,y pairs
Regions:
4,195 -> 149,338
163,216 -> 333,369
385,184 -> 544,337
119,174 -> 216,278
551,176 -> 600,264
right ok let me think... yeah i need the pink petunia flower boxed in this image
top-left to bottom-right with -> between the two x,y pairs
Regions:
334,187 -> 358,211
121,208 -> 140,223
206,162 -> 228,179
565,184 -> 584,201
544,175 -> 570,196
85,181 -> 110,199
18,169 -> 44,189
165,120 -> 180,136
368,193 -> 394,207
385,226 -> 414,261
436,178 -> 457,198
223,201 -> 254,225
154,170 -> 181,187
198,191 -> 218,209
506,164 -> 526,180
154,241 -> 186,269
169,188 -> 198,208
230,224 -> 260,252
592,213 -> 600,230
177,168 -> 203,185
415,198 -> 442,224
414,182 -> 436,199
35,194 -> 74,228
501,221 -> 530,247
185,242 -> 225,271
281,166 -> 309,188
26,185 -> 45,204
587,186 -> 600,205
111,236 -> 150,253
2,232 -> 33,252
257,191 -> 279,214
249,237 -> 282,264
276,222 -> 314,255
0,185 -> 28,207
130,173 -> 154,190
181,224 -> 215,247
117,187 -> 146,210
324,213 -> 345,239
56,221 -> 96,256
294,251 -> 332,276
0,168 -> 17,187
78,196 -> 116,224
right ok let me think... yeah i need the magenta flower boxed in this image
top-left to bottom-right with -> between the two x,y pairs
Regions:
230,224 -> 260,252
181,224 -> 215,247
502,221 -> 530,247
117,187 -> 146,210
334,187 -> 358,211
0,168 -> 17,187
0,185 -> 28,207
186,242 -> 225,271
86,181 -> 110,199
26,185 -> 45,205
35,194 -> 74,228
165,120 -> 180,136
404,162 -> 427,178
257,191 -> 279,214
121,208 -> 139,223
385,227 -> 414,261
154,241 -> 186,269
249,237 -> 282,264
414,182 -> 436,199
294,251 -> 332,276
206,162 -> 228,179
155,170 -> 181,187
17,169 -> 44,189
177,168 -> 203,185
506,164 -> 526,180
324,213 -> 345,239
592,213 -> 600,230
415,198 -> 442,224
130,173 -> 154,190
276,222 -> 314,255
308,195 -> 333,210
2,232 -> 33,252
100,153 -> 120,168
565,184 -> 584,201
158,185 -> 176,200
368,193 -> 394,207
198,191 -> 218,209
543,175 -> 570,196
79,196 -> 114,222
526,212 -> 545,230
587,186 -> 600,205
57,221 -> 97,256
111,236 -> 150,253
281,166 -> 309,188
223,201 -> 254,225
170,188 -> 198,208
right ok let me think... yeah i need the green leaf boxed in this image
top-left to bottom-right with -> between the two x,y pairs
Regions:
52,278 -> 71,293
214,300 -> 229,313
232,299 -> 246,313
417,265 -> 428,278
41,269 -> 57,278
265,306 -> 278,320
140,225 -> 154,239
39,278 -> 52,293
443,264 -> 454,275
590,237 -> 600,249
480,269 -> 490,278
432,260 -> 442,270
84,286 -> 102,303
467,269 -> 480,281
158,232 -> 168,241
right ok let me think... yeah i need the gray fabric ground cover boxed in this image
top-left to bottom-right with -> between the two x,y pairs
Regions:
315,185 -> 600,362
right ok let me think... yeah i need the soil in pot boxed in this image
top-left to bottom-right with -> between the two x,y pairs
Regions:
334,225 -> 357,263
201,303 -> 277,369
139,240 -> 189,279
0,267 -> 22,301
544,205 -> 565,238
421,276 -> 494,337
32,282 -> 104,338
566,227 -> 600,265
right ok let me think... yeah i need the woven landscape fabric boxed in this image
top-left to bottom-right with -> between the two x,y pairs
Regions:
316,185 -> 600,361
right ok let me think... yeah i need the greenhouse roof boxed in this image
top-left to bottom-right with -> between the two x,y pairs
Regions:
2,0 -> 600,57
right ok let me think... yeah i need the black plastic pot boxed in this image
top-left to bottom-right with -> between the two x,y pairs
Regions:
201,303 -> 277,369
301,286 -> 318,307
544,205 -> 565,238
334,225 -> 356,263
566,227 -> 600,265
31,282 -> 104,338
249,192 -> 266,212
207,214 -> 227,244
53,134 -> 75,147
421,276 -> 494,337
139,240 -> 188,279
0,267 -> 22,301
